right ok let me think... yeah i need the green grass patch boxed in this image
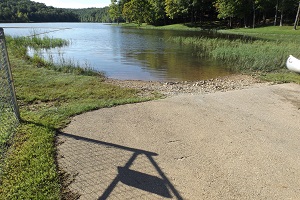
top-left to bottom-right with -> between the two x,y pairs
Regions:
13,60 -> 146,128
260,72 -> 300,84
0,37 -> 155,199
0,123 -> 60,200
220,26 -> 300,43
221,26 -> 300,35
0,111 -> 18,145
119,22 -> 203,31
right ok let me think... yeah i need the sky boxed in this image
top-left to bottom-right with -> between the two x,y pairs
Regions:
31,0 -> 111,9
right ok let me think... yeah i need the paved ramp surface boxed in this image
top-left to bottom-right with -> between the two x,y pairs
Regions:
58,83 -> 300,200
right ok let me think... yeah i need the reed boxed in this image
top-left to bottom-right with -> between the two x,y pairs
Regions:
6,35 -> 103,77
32,52 -> 104,76
170,35 -> 299,72
6,35 -> 69,49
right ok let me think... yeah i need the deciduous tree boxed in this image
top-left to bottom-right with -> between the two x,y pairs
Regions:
122,0 -> 151,25
109,0 -> 122,23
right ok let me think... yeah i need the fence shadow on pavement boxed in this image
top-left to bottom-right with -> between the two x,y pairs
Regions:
58,131 -> 183,200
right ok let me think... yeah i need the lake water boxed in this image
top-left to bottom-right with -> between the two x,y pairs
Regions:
0,23 -> 234,81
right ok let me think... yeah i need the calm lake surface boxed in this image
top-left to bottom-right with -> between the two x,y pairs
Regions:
1,23 -> 234,81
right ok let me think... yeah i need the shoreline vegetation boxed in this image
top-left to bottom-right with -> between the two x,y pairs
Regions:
0,24 -> 300,199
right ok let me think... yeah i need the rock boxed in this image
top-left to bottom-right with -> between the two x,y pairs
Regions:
105,74 -> 273,98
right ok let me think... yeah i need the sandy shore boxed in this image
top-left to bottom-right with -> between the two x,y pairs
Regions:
57,76 -> 300,199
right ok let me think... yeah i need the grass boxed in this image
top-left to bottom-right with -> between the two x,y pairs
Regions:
0,36 -> 155,199
169,36 -> 289,71
260,71 -> 300,83
119,22 -> 205,31
221,26 -> 300,82
221,25 -> 300,35
0,111 -> 18,145
0,89 -> 18,146
1,123 -> 61,199
7,35 -> 69,49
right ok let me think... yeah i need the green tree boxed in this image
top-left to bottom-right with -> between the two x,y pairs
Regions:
109,0 -> 122,23
215,0 -> 239,27
0,0 -> 79,22
122,0 -> 151,25
165,0 -> 182,19
148,0 -> 167,25
16,11 -> 29,22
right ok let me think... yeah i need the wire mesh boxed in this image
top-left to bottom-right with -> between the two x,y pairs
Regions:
0,28 -> 19,154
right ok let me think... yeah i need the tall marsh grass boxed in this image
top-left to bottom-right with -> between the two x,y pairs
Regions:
170,36 -> 298,72
9,35 -> 69,49
32,52 -> 104,76
5,35 -> 103,76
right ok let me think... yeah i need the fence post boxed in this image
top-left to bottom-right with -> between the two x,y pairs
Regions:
0,28 -> 20,121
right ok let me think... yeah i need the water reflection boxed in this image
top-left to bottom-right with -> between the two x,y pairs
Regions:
1,23 -> 237,81
117,27 -> 233,81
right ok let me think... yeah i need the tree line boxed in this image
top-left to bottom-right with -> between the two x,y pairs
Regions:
0,0 -> 78,22
1,0 -> 300,28
0,0 -> 111,23
70,7 -> 111,23
109,0 -> 300,28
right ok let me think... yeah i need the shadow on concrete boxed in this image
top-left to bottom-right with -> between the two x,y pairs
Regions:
118,166 -> 171,198
58,131 -> 183,200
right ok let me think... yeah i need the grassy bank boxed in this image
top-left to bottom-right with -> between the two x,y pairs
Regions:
169,36 -> 290,72
222,26 -> 300,83
0,36 -> 154,199
170,26 -> 300,83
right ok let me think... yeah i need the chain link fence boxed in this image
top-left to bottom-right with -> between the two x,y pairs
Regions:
0,28 -> 20,152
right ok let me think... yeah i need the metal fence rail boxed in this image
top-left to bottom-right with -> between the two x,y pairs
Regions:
0,28 -> 20,147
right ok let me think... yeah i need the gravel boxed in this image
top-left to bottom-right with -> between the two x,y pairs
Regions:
105,74 -> 273,97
